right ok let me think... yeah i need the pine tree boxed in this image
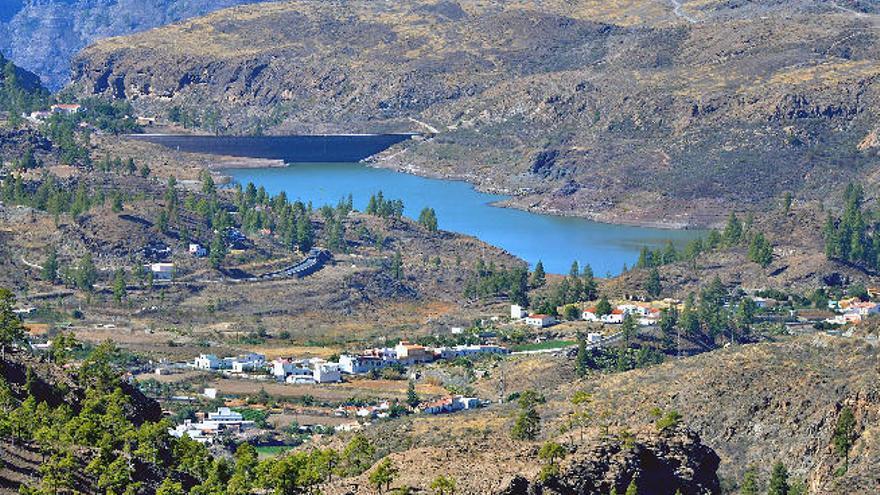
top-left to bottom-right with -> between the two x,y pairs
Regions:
368,458 -> 398,493
531,261 -> 546,288
833,406 -> 856,471
624,478 -> 638,495
42,247 -> 58,282
748,233 -> 774,268
740,467 -> 759,495
575,338 -> 589,377
723,212 -> 743,246
296,215 -> 314,252
112,268 -> 127,304
581,264 -> 597,300
390,252 -> 404,281
76,253 -> 98,291
0,288 -> 25,358
645,267 -> 662,298
209,232 -> 227,269
621,313 -> 637,344
636,246 -> 653,268
767,461 -> 790,495
418,207 -> 438,232
662,241 -> 678,264
406,380 -> 420,408
511,390 -> 542,440
596,297 -> 612,316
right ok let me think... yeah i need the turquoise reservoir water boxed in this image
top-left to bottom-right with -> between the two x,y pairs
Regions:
134,134 -> 703,275
226,162 -> 703,276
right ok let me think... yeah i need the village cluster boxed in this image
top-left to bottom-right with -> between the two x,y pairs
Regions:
511,299 -> 677,329
181,340 -> 510,385
824,297 -> 880,325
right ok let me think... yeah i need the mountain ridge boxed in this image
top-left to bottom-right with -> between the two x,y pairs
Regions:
0,0 -> 270,90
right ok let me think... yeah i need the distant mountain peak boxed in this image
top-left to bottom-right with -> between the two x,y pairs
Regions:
0,0 -> 270,90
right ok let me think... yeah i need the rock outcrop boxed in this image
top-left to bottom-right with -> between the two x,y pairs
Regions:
499,428 -> 721,495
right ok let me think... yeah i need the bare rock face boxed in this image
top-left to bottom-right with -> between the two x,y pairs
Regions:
499,428 -> 721,495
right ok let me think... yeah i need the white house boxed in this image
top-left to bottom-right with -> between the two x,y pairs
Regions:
637,309 -> 661,327
601,310 -> 625,324
286,374 -> 316,384
582,308 -> 600,322
28,110 -> 52,121
420,396 -> 481,415
271,358 -> 312,379
339,354 -> 386,374
148,263 -> 175,280
511,304 -> 527,319
170,407 -> 255,444
848,302 -> 880,317
394,341 -> 433,365
189,243 -> 207,257
208,407 -> 244,423
231,353 -> 265,373
314,362 -> 342,383
194,354 -> 222,370
524,314 -> 555,328
51,104 -> 81,115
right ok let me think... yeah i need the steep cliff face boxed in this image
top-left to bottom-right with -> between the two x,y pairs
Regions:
0,0 -> 269,90
68,0 -> 880,226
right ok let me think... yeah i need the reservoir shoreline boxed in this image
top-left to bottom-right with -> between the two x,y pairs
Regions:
131,133 -> 705,275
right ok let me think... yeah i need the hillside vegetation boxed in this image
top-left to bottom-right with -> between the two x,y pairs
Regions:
70,0 -> 880,226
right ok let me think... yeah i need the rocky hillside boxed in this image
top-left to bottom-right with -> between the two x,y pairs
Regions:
307,334 -> 877,493
70,0 -> 880,226
0,0 -> 269,90
498,428 -> 721,495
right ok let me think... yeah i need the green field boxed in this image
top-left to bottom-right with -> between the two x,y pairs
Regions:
511,340 -> 577,352
255,445 -> 296,458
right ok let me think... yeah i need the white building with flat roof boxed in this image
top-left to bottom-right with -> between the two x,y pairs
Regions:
194,354 -> 222,370
148,263 -> 175,280
314,362 -> 342,383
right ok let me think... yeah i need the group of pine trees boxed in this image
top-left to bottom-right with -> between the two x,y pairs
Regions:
417,207 -> 438,232
233,180 -> 316,254
365,191 -> 404,219
1,174 -> 111,224
529,261 -> 598,316
463,258 -> 530,307
0,54 -> 49,122
168,105 -> 222,134
823,183 -> 880,270
635,212 -> 774,272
